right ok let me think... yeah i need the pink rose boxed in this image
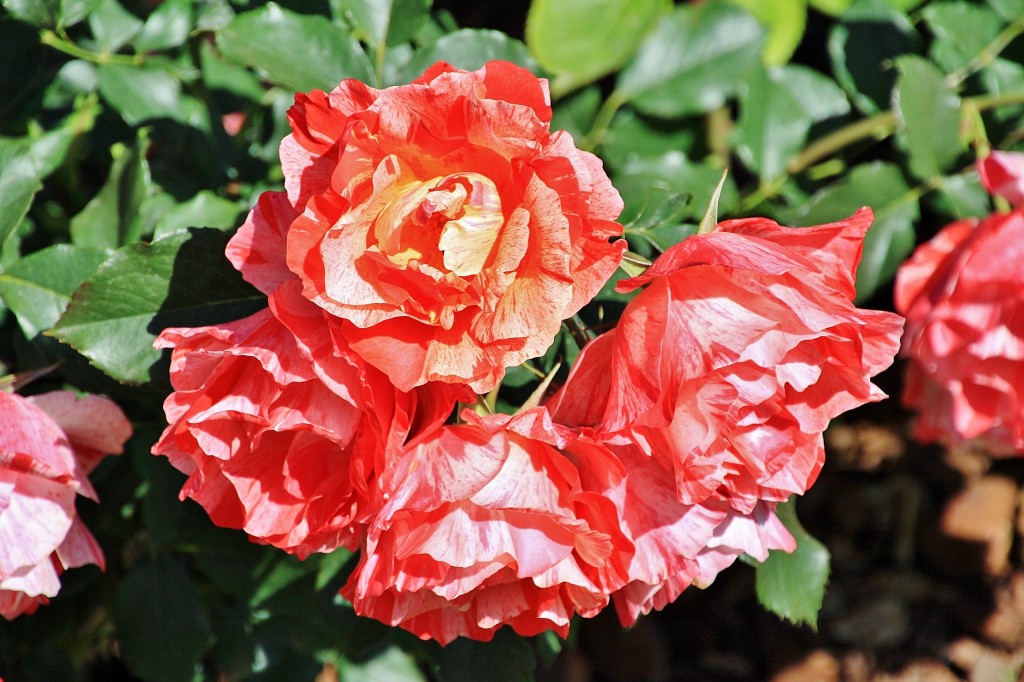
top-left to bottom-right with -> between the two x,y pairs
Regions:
152,282 -> 469,557
978,150 -> 1024,208
546,209 -> 902,619
0,390 -> 130,619
895,210 -> 1024,453
227,61 -> 624,393
342,409 -> 634,644
554,208 -> 903,509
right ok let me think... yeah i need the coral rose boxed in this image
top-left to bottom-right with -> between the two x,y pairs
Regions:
895,208 -> 1024,453
553,207 -> 903,512
342,409 -> 634,644
152,282 -> 469,557
545,209 -> 901,622
343,403 -> 798,642
228,60 -> 625,393
0,390 -> 130,619
978,150 -> 1024,208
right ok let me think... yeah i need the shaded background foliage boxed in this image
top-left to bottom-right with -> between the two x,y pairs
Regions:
1,0 -> 1023,679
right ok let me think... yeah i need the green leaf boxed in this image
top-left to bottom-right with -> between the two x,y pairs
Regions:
335,0 -> 431,48
617,2 -> 764,118
69,134 -> 155,249
735,67 -> 814,181
49,228 -> 265,384
727,0 -> 807,66
621,186 -> 695,255
808,0 -> 852,15
602,107 -> 699,171
892,55 -> 963,181
115,555 -> 214,682
735,65 -> 849,181
923,2 -> 1003,74
339,646 -> 428,682
2,0 -> 60,27
199,41 -> 265,101
779,65 -> 851,122
698,168 -> 729,234
1,0 -> 96,26
615,152 -> 739,225
926,172 -> 993,220
526,0 -> 668,96
828,0 -> 921,114
0,127 -> 75,247
550,86 -> 602,141
61,0 -> 100,25
87,0 -> 143,52
987,0 -> 1024,22
134,0 -> 194,53
217,3 -> 372,93
754,497 -> 830,629
398,29 -> 536,84
153,191 -> 242,239
42,60 -> 99,110
434,628 -> 536,682
97,63 -> 184,125
0,244 -> 107,337
785,161 -> 918,302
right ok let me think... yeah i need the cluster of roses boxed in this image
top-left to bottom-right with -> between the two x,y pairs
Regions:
8,60 -> 1021,644
151,62 -> 905,644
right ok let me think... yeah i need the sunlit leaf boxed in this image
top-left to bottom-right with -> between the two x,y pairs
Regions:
892,55 -> 964,180
617,2 -> 764,117
217,3 -> 372,92
0,244 -> 107,337
754,497 -> 830,629
50,229 -> 265,384
527,0 -> 668,96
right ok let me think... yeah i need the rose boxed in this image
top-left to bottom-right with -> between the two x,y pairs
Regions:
568,436 -> 796,626
343,404 -> 798,641
895,208 -> 1024,454
227,60 -> 625,393
552,208 -> 903,514
978,150 -> 1024,208
0,390 -> 130,619
152,283 -> 469,557
545,208 -> 902,622
342,409 -> 634,644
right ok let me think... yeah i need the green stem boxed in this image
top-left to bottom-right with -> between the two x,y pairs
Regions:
583,90 -> 627,152
40,29 -> 142,66
564,315 -> 591,351
948,14 -> 1024,87
743,89 -> 1024,211
787,111 -> 898,176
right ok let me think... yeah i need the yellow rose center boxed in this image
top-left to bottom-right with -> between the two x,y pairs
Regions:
374,173 -> 503,277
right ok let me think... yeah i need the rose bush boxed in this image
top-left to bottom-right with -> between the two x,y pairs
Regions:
228,60 -> 625,394
896,153 -> 1024,453
150,62 -> 904,646
0,391 -> 130,619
